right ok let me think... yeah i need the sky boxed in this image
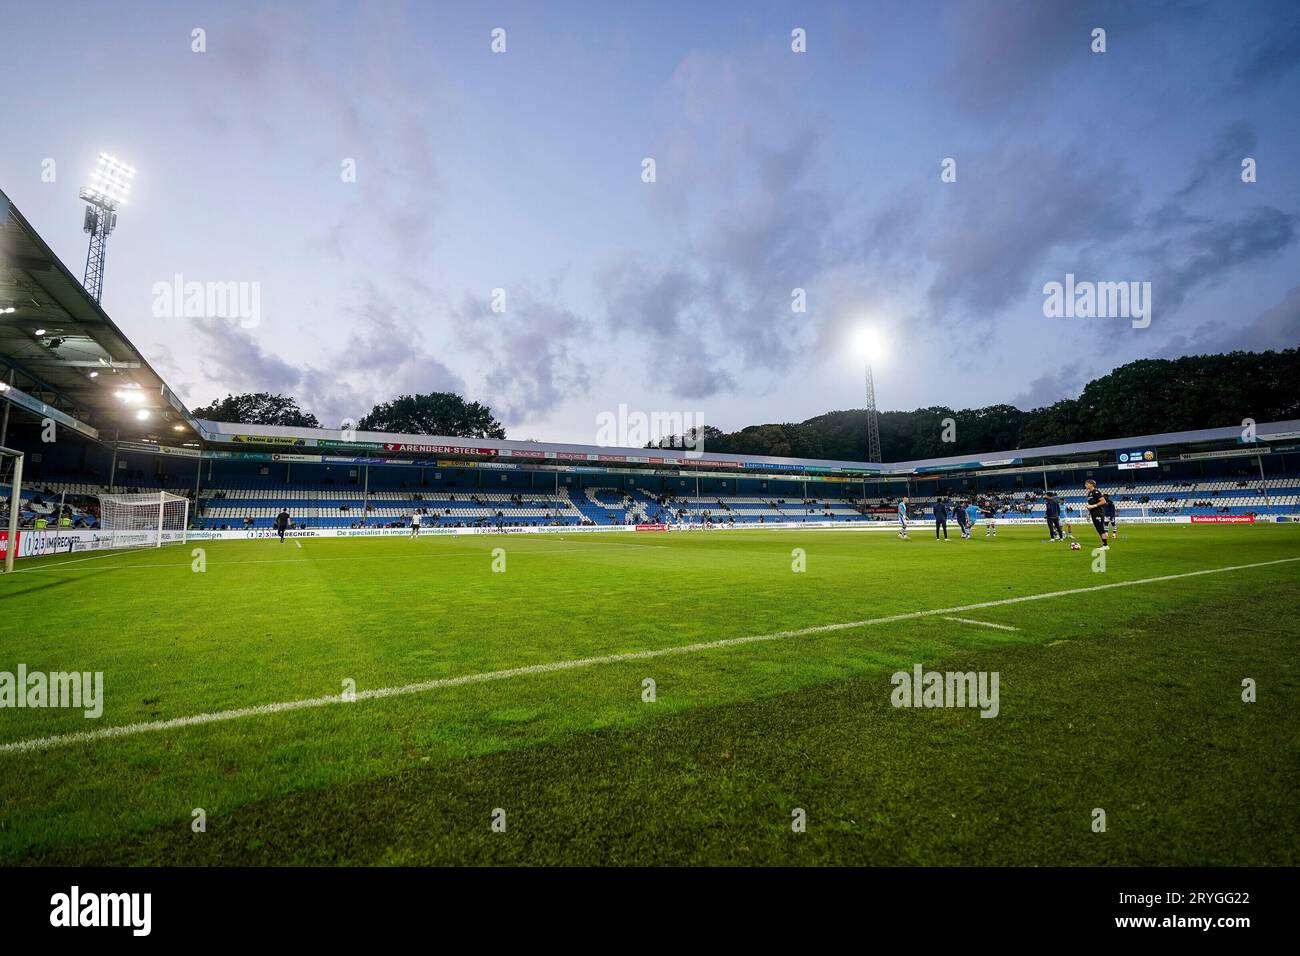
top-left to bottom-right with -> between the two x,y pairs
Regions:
1,0 -> 1298,444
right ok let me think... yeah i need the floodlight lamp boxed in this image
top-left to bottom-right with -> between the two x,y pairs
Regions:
852,328 -> 888,363
81,153 -> 135,209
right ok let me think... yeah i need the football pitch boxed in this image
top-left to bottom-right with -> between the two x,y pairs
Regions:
1,525 -> 1297,866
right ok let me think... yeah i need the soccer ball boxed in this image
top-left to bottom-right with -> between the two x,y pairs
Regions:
1070,541 -> 1081,551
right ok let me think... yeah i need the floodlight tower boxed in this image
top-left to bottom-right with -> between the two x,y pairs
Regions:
853,329 -> 887,463
79,153 -> 135,303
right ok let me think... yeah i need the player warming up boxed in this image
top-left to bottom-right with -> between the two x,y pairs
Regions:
1045,492 -> 1063,541
981,500 -> 997,537
897,497 -> 910,539
1104,494 -> 1118,539
410,511 -> 422,539
933,498 -> 949,540
1084,479 -> 1111,550
275,508 -> 290,543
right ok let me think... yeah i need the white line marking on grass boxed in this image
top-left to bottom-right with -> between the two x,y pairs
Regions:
2,555 -> 1297,755
7,549 -> 154,571
295,540 -> 302,550
942,617 -> 1019,632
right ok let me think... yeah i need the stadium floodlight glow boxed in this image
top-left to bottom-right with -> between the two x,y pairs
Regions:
852,327 -> 887,463
135,409 -> 150,421
81,153 -> 135,209
851,327 -> 888,364
79,152 -> 136,303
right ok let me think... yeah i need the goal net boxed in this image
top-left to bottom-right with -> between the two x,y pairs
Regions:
1,446 -> 22,573
98,491 -> 190,548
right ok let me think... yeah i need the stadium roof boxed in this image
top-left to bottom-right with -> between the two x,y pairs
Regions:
0,188 -> 197,442
195,415 -> 1300,479
195,419 -> 887,473
890,420 -> 1300,475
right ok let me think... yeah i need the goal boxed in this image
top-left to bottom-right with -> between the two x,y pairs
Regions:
1,445 -> 22,573
98,491 -> 190,549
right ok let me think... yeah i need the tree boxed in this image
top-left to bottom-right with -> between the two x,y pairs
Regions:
358,392 -> 506,438
672,348 -> 1299,461
191,392 -> 320,427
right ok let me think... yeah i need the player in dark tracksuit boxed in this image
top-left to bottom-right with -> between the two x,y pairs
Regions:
1045,492 -> 1062,541
1083,479 -> 1110,548
275,509 -> 291,542
953,500 -> 969,538
1104,495 -> 1118,538
934,499 -> 949,540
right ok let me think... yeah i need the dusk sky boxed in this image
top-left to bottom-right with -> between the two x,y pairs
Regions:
2,0 -> 1298,444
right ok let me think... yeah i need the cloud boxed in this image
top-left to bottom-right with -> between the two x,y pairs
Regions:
594,48 -> 851,395
194,6 -> 442,260
1171,122 -> 1257,202
1010,366 -> 1090,411
1145,206 -> 1298,316
1161,285 -> 1300,356
941,0 -> 1197,116
926,149 -> 1139,320
451,290 -> 592,425
596,258 -> 736,400
189,283 -> 464,427
1230,8 -> 1300,93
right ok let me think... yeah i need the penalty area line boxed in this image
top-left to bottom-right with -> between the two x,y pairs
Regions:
1,555 -> 1297,755
942,617 -> 1019,631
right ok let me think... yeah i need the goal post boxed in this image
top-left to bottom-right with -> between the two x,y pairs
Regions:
1,445 -> 23,574
97,491 -> 190,549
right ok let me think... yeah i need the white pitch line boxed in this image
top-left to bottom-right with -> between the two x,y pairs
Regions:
4,548 -> 149,571
943,617 -> 1019,632
1,555 -> 1297,756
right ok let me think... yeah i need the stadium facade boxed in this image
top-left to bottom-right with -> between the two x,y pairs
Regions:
3,187 -> 1299,558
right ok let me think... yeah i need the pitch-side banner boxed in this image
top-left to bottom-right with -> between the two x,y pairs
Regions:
5,529 -> 107,559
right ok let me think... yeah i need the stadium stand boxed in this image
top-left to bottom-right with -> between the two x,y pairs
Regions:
5,470 -> 1299,531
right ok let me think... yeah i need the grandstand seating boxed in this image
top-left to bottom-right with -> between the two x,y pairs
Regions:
3,473 -> 1299,530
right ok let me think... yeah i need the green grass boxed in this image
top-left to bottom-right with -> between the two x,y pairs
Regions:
0,524 -> 1297,865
